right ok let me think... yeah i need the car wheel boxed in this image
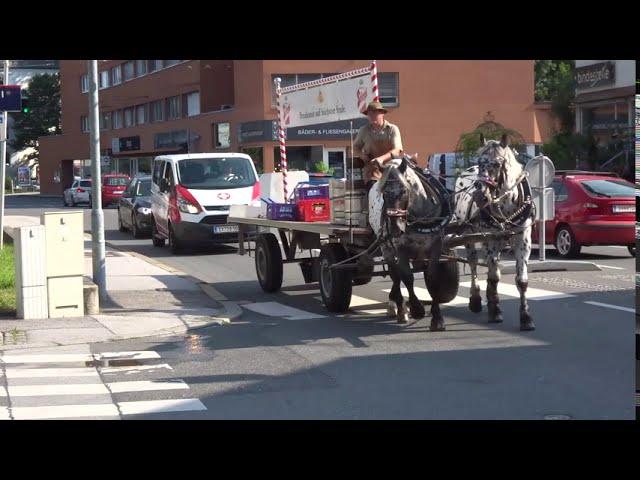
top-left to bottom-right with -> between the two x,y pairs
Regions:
554,226 -> 581,258
132,214 -> 143,239
168,223 -> 182,254
70,195 -> 76,207
118,210 -> 127,232
151,220 -> 165,247
628,244 -> 635,257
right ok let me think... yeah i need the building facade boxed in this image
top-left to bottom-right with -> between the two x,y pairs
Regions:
574,60 -> 635,173
38,60 -> 554,195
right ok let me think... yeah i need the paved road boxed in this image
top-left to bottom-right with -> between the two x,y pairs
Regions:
2,194 -> 635,419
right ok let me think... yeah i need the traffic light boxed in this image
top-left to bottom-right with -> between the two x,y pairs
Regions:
20,98 -> 30,114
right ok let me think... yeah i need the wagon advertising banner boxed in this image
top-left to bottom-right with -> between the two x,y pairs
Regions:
280,75 -> 371,129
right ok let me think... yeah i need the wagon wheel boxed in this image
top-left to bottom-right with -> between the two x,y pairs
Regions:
255,233 -> 283,293
319,244 -> 352,312
424,252 -> 460,304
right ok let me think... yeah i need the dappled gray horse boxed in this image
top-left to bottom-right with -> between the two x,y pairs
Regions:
369,156 -> 451,331
453,134 -> 536,331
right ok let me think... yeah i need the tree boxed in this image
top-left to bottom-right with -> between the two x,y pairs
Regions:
9,73 -> 61,154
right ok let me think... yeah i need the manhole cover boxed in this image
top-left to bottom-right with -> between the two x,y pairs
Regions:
544,414 -> 572,420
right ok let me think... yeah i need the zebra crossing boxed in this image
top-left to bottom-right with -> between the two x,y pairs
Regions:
0,350 -> 207,420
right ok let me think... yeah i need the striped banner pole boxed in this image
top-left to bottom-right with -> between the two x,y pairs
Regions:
370,60 -> 380,102
274,77 -> 289,202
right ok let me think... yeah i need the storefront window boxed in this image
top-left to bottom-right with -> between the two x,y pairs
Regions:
137,157 -> 152,175
273,146 -> 323,172
241,147 -> 264,174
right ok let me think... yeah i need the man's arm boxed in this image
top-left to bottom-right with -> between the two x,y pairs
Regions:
372,125 -> 404,166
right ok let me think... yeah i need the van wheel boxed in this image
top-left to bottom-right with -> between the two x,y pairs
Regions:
151,220 -> 165,247
168,223 -> 182,254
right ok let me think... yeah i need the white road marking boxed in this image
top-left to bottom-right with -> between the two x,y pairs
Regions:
8,383 -> 110,397
281,289 -> 318,296
313,295 -> 380,308
459,280 -> 573,301
242,301 -> 325,320
5,367 -> 100,379
584,301 -> 635,313
383,287 -> 469,306
106,380 -> 189,394
0,351 -> 160,365
0,353 -> 94,364
0,407 -> 10,420
200,283 -> 228,301
100,363 -> 173,375
0,386 -> 6,397
11,403 -> 120,420
119,398 -> 207,416
94,351 -> 161,361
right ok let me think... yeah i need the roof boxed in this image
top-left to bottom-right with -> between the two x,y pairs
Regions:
154,153 -> 250,161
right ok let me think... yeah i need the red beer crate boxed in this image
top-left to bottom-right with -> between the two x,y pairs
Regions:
296,198 -> 330,222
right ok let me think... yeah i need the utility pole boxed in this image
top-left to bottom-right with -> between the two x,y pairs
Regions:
88,60 -> 106,301
0,59 -> 10,249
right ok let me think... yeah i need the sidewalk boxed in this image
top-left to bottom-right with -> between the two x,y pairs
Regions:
1,216 -> 241,350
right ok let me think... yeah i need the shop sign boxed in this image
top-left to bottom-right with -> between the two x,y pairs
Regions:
238,120 -> 280,143
575,62 -> 615,90
286,118 -> 368,140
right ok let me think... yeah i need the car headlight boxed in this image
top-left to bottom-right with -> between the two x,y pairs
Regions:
137,207 -> 152,215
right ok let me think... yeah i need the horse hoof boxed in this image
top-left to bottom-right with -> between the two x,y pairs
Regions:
397,311 -> 409,324
387,301 -> 397,318
488,315 -> 503,323
520,313 -> 535,331
409,301 -> 425,320
429,318 -> 446,331
468,296 -> 483,313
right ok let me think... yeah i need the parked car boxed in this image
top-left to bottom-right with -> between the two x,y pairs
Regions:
102,174 -> 131,207
63,178 -> 92,206
531,171 -> 635,258
150,153 -> 260,253
118,176 -> 153,238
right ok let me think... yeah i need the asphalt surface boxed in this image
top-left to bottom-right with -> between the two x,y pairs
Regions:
2,194 -> 636,419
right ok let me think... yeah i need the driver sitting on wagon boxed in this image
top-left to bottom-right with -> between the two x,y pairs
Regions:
353,101 -> 405,192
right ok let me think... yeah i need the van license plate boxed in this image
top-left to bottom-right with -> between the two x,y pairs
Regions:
213,225 -> 238,234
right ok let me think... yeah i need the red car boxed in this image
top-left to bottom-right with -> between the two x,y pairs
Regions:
531,171 -> 635,258
102,174 -> 131,207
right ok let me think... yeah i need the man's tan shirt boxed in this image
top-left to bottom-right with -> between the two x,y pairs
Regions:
353,120 -> 403,182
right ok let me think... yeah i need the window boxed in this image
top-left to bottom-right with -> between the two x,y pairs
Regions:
136,60 -> 147,76
176,157 -> 256,189
136,104 -> 148,125
378,72 -> 399,106
136,179 -> 152,196
270,73 -> 337,106
106,177 -> 130,186
161,161 -> 174,192
79,180 -> 92,188
123,61 -> 134,81
186,92 -> 200,117
241,147 -> 264,174
152,160 -> 164,186
165,60 -> 181,67
81,115 -> 89,133
580,179 -> 635,198
152,100 -> 164,122
123,107 -> 134,128
71,181 -> 79,189
111,65 -> 122,85
100,111 -> 111,130
98,70 -> 110,89
81,74 -> 89,93
149,60 -> 163,72
112,110 -> 123,129
551,180 -> 569,202
167,96 -> 181,120
214,122 -> 231,149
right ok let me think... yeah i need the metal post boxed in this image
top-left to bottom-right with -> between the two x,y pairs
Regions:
88,60 -> 106,301
539,156 -> 545,262
0,59 -> 10,249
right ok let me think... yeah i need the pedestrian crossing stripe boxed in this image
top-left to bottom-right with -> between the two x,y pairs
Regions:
0,350 -> 208,420
459,280 -> 574,301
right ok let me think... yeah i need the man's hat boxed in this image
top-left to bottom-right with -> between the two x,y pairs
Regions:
363,101 -> 388,115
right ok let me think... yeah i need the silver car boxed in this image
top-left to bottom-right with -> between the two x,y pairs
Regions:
63,178 -> 92,206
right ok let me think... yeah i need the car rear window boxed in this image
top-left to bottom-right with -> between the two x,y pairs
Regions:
177,157 -> 256,190
580,179 -> 634,198
80,180 -> 92,187
105,177 -> 129,186
136,180 -> 152,196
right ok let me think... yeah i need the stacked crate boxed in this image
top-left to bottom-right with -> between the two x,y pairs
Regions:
330,167 -> 369,227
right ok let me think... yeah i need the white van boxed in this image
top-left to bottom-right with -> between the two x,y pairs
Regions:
150,153 -> 260,253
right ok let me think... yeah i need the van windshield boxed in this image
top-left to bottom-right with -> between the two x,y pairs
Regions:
177,157 -> 256,190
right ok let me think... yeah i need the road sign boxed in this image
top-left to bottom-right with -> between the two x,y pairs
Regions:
525,155 -> 555,188
0,85 -> 22,112
533,187 -> 555,221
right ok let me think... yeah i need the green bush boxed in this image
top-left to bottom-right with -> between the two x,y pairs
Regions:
541,132 -> 590,170
0,244 -> 16,312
